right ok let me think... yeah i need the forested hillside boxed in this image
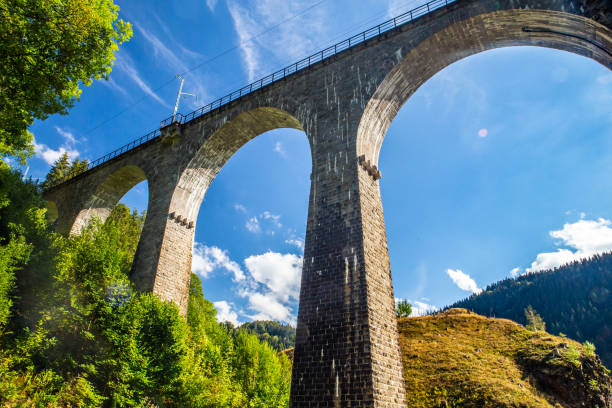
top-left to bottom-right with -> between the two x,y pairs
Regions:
451,253 -> 612,368
0,163 -> 291,407
236,321 -> 296,351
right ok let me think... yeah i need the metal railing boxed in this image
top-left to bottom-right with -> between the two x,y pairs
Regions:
47,0 -> 455,190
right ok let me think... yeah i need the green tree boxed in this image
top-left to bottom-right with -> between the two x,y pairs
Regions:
524,305 -> 546,332
0,180 -> 293,406
42,154 -> 91,189
0,0 -> 132,162
396,299 -> 412,318
42,152 -> 71,189
68,157 -> 89,179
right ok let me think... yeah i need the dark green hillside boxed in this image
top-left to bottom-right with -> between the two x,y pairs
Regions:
239,321 -> 296,352
451,253 -> 612,367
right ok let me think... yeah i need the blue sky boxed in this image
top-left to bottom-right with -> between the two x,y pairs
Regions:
14,0 -> 612,325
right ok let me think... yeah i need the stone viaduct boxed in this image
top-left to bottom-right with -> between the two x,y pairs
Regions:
44,0 -> 611,405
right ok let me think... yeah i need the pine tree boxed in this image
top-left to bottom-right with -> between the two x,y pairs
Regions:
42,152 -> 70,189
68,158 -> 89,179
524,305 -> 546,332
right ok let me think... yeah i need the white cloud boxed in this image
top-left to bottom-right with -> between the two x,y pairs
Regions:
446,269 -> 482,294
285,238 -> 304,250
261,211 -> 282,228
245,212 -> 282,233
394,297 -> 437,316
244,252 -> 302,303
411,300 -> 438,316
273,141 -> 285,156
234,203 -> 247,213
245,292 -> 293,323
192,243 -> 245,281
33,126 -> 82,165
34,140 -> 79,166
213,301 -> 240,325
526,217 -> 612,273
509,267 -> 521,278
245,216 -> 261,233
192,243 -> 302,324
239,251 -> 303,324
205,0 -> 218,11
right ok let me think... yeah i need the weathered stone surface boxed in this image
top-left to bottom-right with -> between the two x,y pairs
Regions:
44,0 -> 611,405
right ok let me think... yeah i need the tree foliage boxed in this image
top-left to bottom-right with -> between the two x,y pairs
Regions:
524,305 -> 546,332
396,299 -> 412,318
0,0 -> 132,162
238,320 -> 296,352
0,166 -> 292,406
42,152 -> 90,189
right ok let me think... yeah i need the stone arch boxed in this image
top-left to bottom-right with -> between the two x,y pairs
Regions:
357,8 -> 612,166
69,164 -> 148,234
130,106 -> 308,314
170,106 -> 305,224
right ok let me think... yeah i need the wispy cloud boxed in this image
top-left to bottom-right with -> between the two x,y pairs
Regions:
234,203 -> 247,213
273,141 -> 286,157
227,0 -> 328,82
446,269 -> 482,294
285,238 -> 304,251
113,53 -> 169,108
54,126 -> 77,145
245,217 -> 261,233
135,21 -> 207,109
205,0 -> 218,12
100,77 -> 128,97
245,211 -> 282,234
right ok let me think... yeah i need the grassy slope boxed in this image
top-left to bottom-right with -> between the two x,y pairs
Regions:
399,309 -> 611,407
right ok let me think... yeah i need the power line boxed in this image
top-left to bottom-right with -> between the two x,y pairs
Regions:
83,0 -> 329,137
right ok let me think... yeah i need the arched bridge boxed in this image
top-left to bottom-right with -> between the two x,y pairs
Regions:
44,0 -> 611,405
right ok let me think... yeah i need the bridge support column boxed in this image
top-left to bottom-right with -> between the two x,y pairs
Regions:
130,182 -> 194,315
291,118 -> 406,407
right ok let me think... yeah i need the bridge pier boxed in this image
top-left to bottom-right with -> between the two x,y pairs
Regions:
130,178 -> 199,316
291,114 -> 406,407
